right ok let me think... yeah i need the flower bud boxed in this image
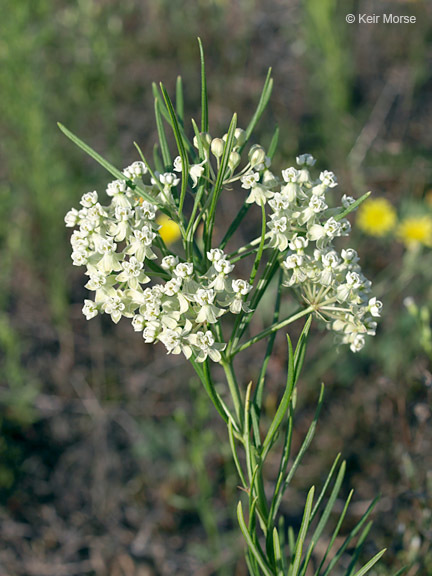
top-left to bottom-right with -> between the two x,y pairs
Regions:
193,132 -> 212,150
249,145 -> 266,168
234,128 -> 246,147
228,151 -> 241,171
211,138 -> 224,158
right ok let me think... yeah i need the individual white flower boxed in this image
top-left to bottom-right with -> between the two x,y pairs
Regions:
289,236 -> 309,253
209,258 -> 234,290
229,279 -> 253,314
85,271 -> 107,291
136,201 -> 157,221
349,334 -> 365,353
102,294 -> 125,324
158,320 -> 193,358
143,321 -> 161,343
368,297 -> 383,318
282,253 -> 307,286
161,255 -> 179,271
65,208 -> 80,227
106,179 -> 129,197
189,162 -> 206,188
207,248 -> 225,263
232,279 -> 252,296
123,161 -> 147,180
174,262 -> 194,279
188,330 -> 226,363
194,288 -> 223,324
245,184 -> 274,206
132,314 -> 145,332
320,170 -> 338,188
80,191 -> 98,208
268,216 -> 289,251
72,250 -> 89,267
281,167 -> 300,183
241,172 -> 260,190
159,172 -> 180,188
268,193 -> 291,212
83,299 -> 98,320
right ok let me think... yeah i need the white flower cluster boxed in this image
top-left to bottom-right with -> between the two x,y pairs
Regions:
237,151 -> 382,352
65,166 -> 252,362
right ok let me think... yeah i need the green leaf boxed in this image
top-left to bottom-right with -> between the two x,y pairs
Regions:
237,501 -> 274,576
175,75 -> 184,126
57,123 -> 158,207
154,98 -> 172,170
299,457 -> 345,576
262,334 -> 295,461
313,490 -> 354,576
205,113 -> 237,253
290,487 -> 315,576
160,83 -> 189,214
244,68 -> 273,142
254,269 -> 283,412
268,126 -> 279,160
271,384 -> 325,524
273,528 -> 284,576
321,496 -> 380,576
346,522 -> 373,576
351,548 -> 386,576
152,143 -> 164,174
197,37 -> 208,133
293,315 -> 312,384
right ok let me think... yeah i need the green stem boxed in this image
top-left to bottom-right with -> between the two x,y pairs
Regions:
232,307 -> 314,356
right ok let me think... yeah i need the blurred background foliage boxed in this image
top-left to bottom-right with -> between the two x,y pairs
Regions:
0,0 -> 431,574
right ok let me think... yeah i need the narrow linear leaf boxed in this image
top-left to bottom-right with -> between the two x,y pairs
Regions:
299,458 -> 345,576
58,123 -> 162,208
352,548 -> 386,576
262,334 -> 295,460
290,487 -> 315,576
271,384 -> 325,523
321,496 -> 380,576
154,98 -> 172,170
175,75 -> 184,126
293,315 -> 313,384
346,521 -> 373,576
197,37 -> 208,133
237,502 -> 274,576
152,143 -> 164,174
245,68 -> 273,142
314,490 -> 354,576
268,126 -> 279,159
160,83 -> 189,213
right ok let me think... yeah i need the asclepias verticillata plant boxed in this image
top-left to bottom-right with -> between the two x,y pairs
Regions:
62,39 -> 386,576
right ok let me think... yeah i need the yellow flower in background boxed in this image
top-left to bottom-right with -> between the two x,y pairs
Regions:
157,214 -> 181,245
356,197 -> 397,237
397,215 -> 432,248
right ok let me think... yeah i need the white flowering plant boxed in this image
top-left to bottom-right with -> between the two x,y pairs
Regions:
62,40 -> 386,575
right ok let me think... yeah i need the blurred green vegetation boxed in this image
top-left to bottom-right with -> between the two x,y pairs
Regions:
1,0 -> 431,574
